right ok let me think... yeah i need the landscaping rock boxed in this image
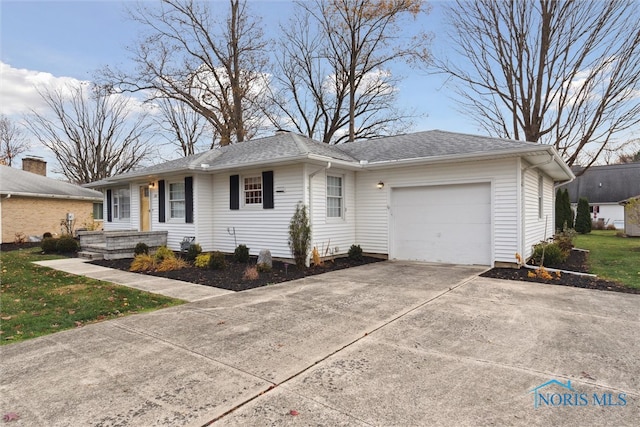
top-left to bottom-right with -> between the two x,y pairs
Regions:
257,249 -> 272,268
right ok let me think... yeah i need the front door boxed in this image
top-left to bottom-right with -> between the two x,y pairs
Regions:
140,186 -> 150,231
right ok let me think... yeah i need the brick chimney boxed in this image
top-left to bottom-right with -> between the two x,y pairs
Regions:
22,157 -> 47,176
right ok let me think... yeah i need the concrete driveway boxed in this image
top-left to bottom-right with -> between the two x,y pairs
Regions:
1,262 -> 638,426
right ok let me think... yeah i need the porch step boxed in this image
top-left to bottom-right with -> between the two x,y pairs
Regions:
78,251 -> 104,261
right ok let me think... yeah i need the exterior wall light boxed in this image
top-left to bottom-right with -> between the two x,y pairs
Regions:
377,181 -> 384,189
149,182 -> 155,189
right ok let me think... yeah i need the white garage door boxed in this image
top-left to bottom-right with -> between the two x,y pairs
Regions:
390,183 -> 491,265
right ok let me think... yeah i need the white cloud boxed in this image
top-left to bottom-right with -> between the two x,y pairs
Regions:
0,61 -> 87,116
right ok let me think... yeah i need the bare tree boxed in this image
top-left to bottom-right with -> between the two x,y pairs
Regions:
100,0 -> 269,146
268,0 -> 431,144
25,83 -> 153,184
154,97 -> 212,156
0,115 -> 30,166
436,0 -> 640,169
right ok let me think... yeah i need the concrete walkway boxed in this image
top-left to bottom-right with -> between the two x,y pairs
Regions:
1,261 -> 639,426
34,258 -> 231,302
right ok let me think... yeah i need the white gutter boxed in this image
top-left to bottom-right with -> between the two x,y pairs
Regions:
0,191 -> 102,201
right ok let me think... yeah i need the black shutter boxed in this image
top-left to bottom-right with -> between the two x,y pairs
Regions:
230,175 -> 240,210
185,176 -> 194,223
106,189 -> 112,222
158,180 -> 166,223
262,171 -> 274,209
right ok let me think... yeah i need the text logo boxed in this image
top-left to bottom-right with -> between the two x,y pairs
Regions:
529,379 -> 627,409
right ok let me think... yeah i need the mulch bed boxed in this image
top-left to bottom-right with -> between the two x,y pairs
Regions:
4,242 -> 637,294
90,255 -> 384,292
481,249 -> 640,294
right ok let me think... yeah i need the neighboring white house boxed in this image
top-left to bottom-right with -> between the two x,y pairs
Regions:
86,130 -> 574,267
559,163 -> 640,229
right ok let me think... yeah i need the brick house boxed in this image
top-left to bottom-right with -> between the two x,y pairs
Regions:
0,158 -> 103,243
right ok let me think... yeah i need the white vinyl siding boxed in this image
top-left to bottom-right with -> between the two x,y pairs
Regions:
354,158 -> 519,266
309,169 -> 356,258
212,165 -> 304,258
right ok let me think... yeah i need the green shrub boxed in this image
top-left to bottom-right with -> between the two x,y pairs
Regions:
208,251 -> 226,270
154,245 -> 175,263
185,243 -> 202,262
56,235 -> 79,253
257,262 -> 272,273
530,242 -> 567,266
134,242 -> 149,256
348,244 -> 363,261
41,237 -> 58,254
43,232 -> 53,239
234,244 -> 250,263
288,202 -> 311,268
575,197 -> 591,234
194,253 -> 211,268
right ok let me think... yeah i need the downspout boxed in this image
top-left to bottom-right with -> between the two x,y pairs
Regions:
520,154 -> 555,263
307,162 -> 332,265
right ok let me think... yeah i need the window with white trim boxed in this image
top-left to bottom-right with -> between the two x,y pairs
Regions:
244,176 -> 262,205
112,188 -> 130,220
327,175 -> 343,218
538,175 -> 544,219
93,203 -> 104,221
169,181 -> 186,219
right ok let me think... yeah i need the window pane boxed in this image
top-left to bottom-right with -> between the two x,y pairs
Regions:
327,175 -> 343,217
244,176 -> 262,205
169,182 -> 186,219
93,203 -> 103,220
327,176 -> 342,197
119,189 -> 131,219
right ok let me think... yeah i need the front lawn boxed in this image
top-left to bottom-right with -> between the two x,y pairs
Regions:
574,230 -> 640,289
0,247 -> 184,345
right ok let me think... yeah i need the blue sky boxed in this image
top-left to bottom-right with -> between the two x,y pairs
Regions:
0,0 -> 479,128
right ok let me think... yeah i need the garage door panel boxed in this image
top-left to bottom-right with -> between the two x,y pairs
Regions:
391,183 -> 491,265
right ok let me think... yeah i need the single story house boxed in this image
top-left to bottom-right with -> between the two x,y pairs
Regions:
86,130 -> 574,267
559,163 -> 640,229
0,158 -> 103,243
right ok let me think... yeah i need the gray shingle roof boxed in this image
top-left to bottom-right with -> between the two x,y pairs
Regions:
0,165 -> 103,200
559,163 -> 640,204
337,130 -> 541,162
88,129 -> 572,186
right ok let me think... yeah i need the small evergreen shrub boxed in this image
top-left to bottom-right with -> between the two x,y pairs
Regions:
56,235 -> 79,253
575,197 -> 592,234
156,257 -> 189,272
185,243 -> 202,262
154,245 -> 175,263
134,242 -> 149,256
288,202 -> 311,268
530,242 -> 567,266
348,244 -> 363,261
208,251 -> 226,270
43,232 -> 53,239
257,262 -> 272,273
234,244 -> 250,263
130,254 -> 155,272
41,237 -> 58,254
195,253 -> 211,268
